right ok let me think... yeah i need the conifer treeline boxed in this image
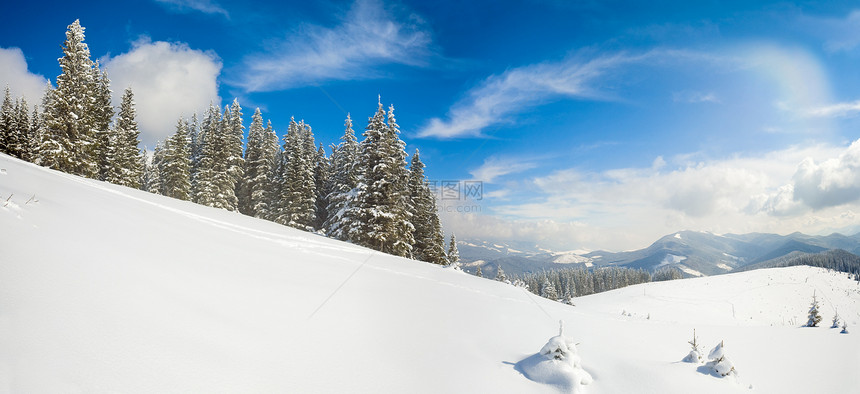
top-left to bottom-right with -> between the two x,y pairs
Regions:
0,19 -> 450,264
510,266 -> 682,302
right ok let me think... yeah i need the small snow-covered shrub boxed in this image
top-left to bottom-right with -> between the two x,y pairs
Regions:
517,321 -> 593,393
706,341 -> 737,378
841,322 -> 849,334
682,329 -> 703,364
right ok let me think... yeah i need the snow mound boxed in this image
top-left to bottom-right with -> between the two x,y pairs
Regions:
517,322 -> 593,393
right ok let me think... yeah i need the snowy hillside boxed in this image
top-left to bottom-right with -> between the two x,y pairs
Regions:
2,153 -> 859,394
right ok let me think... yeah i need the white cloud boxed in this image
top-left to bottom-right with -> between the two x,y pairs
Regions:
672,91 -> 719,103
417,52 -> 642,139
154,0 -> 229,17
103,39 -> 222,147
791,139 -> 860,209
806,100 -> 860,118
234,0 -> 431,92
0,47 -> 49,104
469,156 -> 537,183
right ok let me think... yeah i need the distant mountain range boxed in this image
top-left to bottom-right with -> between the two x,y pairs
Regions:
460,231 -> 860,278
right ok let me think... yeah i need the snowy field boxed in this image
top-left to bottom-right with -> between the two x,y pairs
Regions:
1,153 -> 858,393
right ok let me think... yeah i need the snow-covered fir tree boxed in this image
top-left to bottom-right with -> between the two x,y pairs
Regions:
841,322 -> 849,334
273,117 -> 317,230
447,233 -> 460,268
323,114 -> 360,240
0,87 -> 12,155
343,100 -> 414,257
807,291 -> 822,327
43,20 -> 99,178
495,266 -> 508,282
407,149 -> 447,265
313,144 -> 330,231
204,100 -> 244,211
103,87 -> 142,188
237,108 -> 264,215
192,103 -> 220,206
145,142 -> 165,194
540,279 -> 558,300
159,119 -> 192,200
25,104 -> 42,162
239,109 -> 278,218
831,309 -> 840,328
90,63 -> 113,180
1,93 -> 33,160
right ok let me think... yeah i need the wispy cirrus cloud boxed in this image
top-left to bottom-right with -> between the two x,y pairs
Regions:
154,0 -> 229,18
469,156 -> 537,183
673,90 -> 719,103
234,0 -> 432,92
416,52 -> 644,139
806,100 -> 860,118
416,49 -> 730,139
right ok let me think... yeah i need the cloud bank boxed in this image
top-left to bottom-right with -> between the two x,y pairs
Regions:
442,141 -> 860,251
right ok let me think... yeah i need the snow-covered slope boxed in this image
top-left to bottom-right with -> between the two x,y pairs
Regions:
2,154 -> 859,393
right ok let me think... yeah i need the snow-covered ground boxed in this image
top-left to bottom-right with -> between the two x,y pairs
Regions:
2,154 -> 859,393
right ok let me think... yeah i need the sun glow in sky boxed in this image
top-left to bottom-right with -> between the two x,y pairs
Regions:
3,0 -> 860,251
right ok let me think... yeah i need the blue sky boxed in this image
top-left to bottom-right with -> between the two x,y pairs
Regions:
3,0 -> 860,251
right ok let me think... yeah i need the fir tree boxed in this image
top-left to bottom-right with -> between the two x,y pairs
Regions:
239,108 -> 278,218
104,87 -> 143,188
0,86 -> 14,156
192,103 -> 220,206
495,266 -> 507,282
90,63 -> 113,180
274,118 -> 317,229
475,266 -> 483,278
313,144 -> 330,231
323,114 -> 360,239
344,100 -> 414,256
447,233 -> 460,268
146,142 -> 165,194
160,119 -> 192,200
541,279 -> 558,300
831,309 -> 840,329
807,291 -> 822,327
44,19 -> 99,178
13,97 -> 32,160
407,149 -> 446,264
24,104 -> 42,162
213,98 -> 245,211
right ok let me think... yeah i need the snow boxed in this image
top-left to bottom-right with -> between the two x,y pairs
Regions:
2,154 -> 860,394
674,233 -> 682,239
716,263 -> 734,271
678,265 -> 704,277
552,252 -> 593,266
656,254 -> 687,268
